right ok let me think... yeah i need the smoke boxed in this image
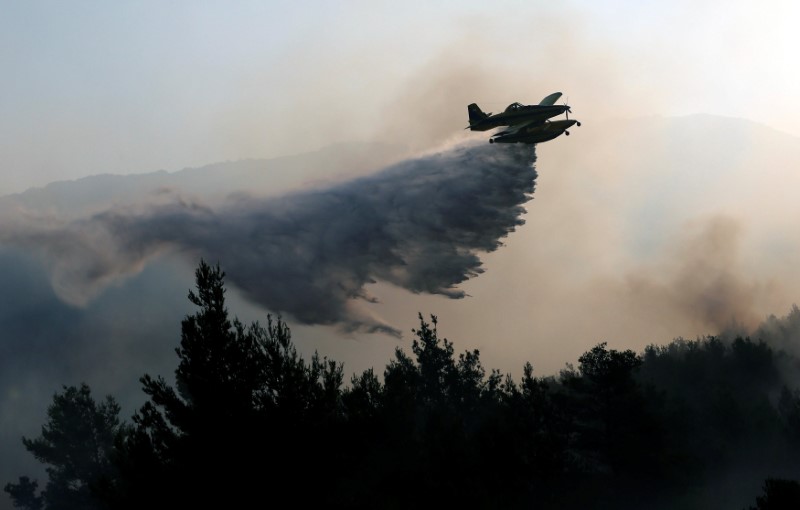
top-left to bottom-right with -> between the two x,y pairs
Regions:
623,215 -> 763,334
0,141 -> 537,337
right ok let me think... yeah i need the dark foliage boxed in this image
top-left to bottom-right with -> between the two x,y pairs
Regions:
746,478 -> 800,510
107,260 -> 344,509
4,384 -> 121,510
8,261 -> 800,509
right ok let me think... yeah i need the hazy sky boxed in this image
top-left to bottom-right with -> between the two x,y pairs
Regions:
3,1 -> 800,194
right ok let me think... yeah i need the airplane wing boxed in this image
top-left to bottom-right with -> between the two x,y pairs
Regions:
538,92 -> 562,106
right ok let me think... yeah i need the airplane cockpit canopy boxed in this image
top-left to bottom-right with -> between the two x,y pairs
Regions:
504,102 -> 524,112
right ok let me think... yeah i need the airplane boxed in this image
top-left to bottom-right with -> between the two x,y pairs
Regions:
466,92 -> 569,131
466,91 -> 580,144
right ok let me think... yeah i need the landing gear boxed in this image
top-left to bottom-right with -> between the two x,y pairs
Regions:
576,121 -> 581,127
489,139 -> 494,144
565,131 -> 570,136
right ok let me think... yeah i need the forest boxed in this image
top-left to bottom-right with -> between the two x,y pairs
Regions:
6,261 -> 800,509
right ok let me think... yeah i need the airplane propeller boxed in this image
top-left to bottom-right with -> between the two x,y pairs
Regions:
563,98 -> 581,126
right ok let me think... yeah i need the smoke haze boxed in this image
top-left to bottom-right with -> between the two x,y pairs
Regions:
0,142 -> 537,336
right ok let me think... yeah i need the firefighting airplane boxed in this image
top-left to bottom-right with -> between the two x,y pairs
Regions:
466,92 -> 580,144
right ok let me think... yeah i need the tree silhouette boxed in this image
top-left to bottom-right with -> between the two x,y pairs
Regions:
111,260 -> 345,508
4,477 -> 42,510
9,260 -> 800,510
747,479 -> 800,510
778,387 -> 800,447
4,384 -> 122,510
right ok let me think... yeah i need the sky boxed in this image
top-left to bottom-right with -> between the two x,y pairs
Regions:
4,2 -> 800,494
3,1 -> 800,193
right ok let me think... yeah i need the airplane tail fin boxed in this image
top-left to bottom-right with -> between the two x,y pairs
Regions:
467,103 -> 491,130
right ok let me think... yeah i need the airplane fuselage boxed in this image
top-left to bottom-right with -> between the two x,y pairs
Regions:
468,104 -> 569,131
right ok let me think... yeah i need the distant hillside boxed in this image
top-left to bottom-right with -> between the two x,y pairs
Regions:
0,141 -> 405,218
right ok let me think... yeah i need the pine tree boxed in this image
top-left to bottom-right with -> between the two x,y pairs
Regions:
4,384 -> 122,510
